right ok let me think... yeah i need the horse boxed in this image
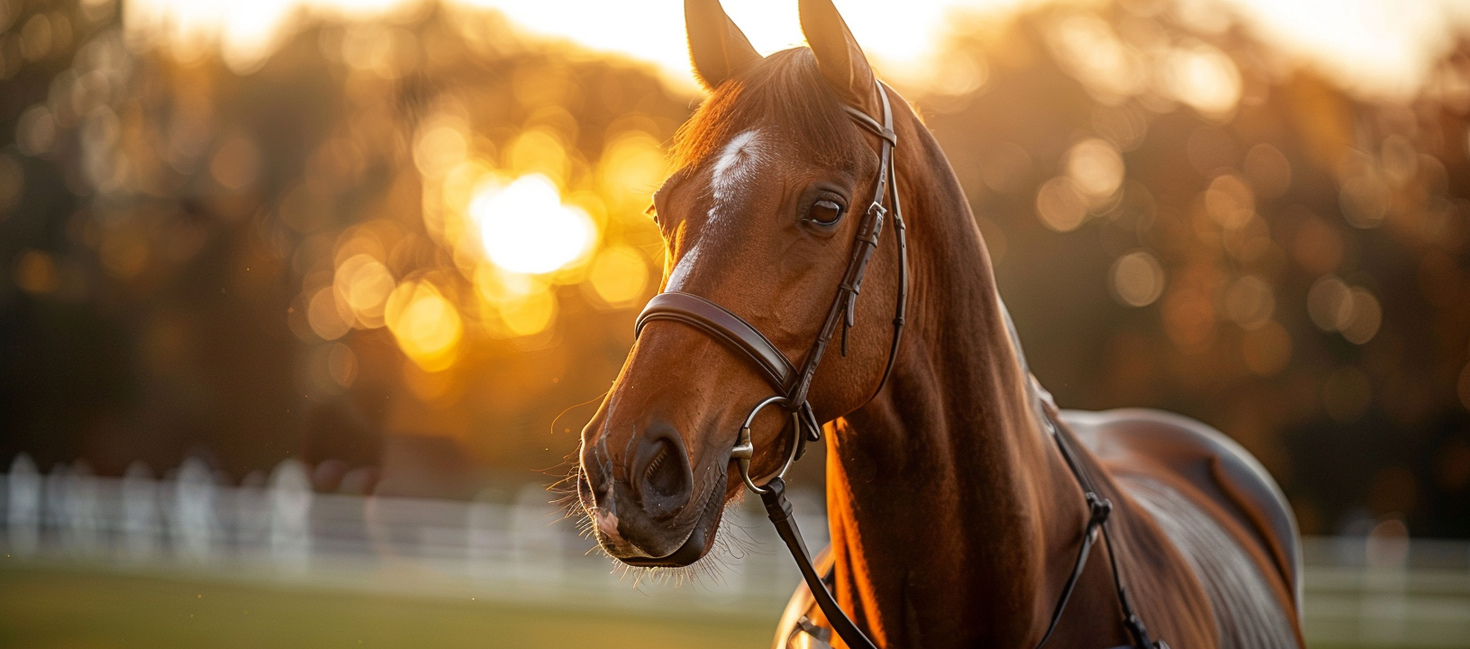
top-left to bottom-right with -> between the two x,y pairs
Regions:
571,1 -> 1305,647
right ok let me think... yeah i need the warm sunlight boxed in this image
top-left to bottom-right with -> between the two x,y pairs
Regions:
124,0 -> 1470,99
385,279 -> 463,371
470,174 -> 596,276
585,246 -> 651,309
9,0 -> 1470,641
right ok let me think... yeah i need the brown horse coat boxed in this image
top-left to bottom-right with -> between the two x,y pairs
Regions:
574,2 -> 1305,647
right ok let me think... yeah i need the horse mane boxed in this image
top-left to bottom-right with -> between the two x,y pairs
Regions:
672,48 -> 865,172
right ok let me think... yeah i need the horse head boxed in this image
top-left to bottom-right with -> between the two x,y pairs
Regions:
573,0 -> 910,567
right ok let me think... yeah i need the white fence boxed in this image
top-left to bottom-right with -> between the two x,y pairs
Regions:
0,454 -> 819,614
3,454 -> 1469,646
1300,535 -> 1470,646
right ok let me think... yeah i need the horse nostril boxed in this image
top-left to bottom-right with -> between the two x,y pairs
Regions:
645,442 -> 677,493
637,432 -> 692,519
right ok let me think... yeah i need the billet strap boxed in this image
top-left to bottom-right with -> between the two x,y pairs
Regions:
761,478 -> 879,649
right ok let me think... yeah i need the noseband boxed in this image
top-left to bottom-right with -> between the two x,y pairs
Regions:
632,82 -> 1165,649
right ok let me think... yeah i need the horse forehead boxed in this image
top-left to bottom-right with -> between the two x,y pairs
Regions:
699,128 -> 792,241
709,128 -> 773,206
666,128 -> 784,291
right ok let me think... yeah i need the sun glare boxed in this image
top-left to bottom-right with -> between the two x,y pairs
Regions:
470,175 -> 596,276
124,0 -> 1470,100
585,246 -> 650,309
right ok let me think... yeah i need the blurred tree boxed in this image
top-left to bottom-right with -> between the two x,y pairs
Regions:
921,2 -> 1470,536
1,0 -> 1467,537
0,0 -> 687,488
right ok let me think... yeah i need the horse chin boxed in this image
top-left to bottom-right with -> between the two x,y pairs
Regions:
615,479 -> 729,568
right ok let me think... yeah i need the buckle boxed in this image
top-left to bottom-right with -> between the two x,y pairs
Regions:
859,201 -> 887,243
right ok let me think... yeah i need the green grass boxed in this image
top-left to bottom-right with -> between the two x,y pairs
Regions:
3,565 -> 1450,649
0,566 -> 774,649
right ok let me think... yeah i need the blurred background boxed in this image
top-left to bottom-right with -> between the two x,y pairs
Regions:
2,0 -> 1469,646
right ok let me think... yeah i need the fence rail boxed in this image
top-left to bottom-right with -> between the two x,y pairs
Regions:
1,455 -> 822,614
4,455 -> 1468,646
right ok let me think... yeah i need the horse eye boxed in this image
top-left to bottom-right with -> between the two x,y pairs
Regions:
807,199 -> 844,226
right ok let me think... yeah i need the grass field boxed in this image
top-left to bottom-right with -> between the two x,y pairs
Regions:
0,565 -> 1452,649
0,566 -> 775,649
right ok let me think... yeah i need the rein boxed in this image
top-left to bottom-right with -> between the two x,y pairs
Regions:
634,82 -> 1166,649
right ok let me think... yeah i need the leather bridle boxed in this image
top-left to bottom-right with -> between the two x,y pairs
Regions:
636,81 -> 908,496
632,81 -> 1166,649
635,82 -> 905,649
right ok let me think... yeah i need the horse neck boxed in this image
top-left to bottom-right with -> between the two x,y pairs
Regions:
824,112 -> 1089,645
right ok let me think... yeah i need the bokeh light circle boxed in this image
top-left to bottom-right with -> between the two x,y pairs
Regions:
385,281 -> 463,372
1110,250 -> 1165,307
586,246 -> 650,308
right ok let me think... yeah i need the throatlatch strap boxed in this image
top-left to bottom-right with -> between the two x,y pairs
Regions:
787,82 -> 901,410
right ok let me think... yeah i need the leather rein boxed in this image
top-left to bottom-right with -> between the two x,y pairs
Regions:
633,82 -> 1166,649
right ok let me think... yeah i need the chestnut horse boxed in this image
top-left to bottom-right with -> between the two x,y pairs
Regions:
573,1 -> 1304,647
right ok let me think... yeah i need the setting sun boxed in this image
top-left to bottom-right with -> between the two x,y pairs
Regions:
470,174 -> 596,276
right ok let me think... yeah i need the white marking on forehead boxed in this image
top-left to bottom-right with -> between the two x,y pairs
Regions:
710,129 -> 766,206
666,129 -> 767,292
666,242 -> 700,291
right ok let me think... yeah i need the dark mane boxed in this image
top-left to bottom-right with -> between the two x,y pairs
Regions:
672,48 -> 865,171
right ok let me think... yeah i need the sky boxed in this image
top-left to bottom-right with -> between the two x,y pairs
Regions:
122,0 -> 1470,100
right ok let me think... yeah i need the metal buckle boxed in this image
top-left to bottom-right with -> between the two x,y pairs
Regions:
858,201 -> 886,245
732,395 -> 804,494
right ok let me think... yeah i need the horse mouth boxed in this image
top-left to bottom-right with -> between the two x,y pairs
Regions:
614,478 -> 729,567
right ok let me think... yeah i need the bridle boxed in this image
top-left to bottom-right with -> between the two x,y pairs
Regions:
635,81 -> 906,649
637,82 -> 908,489
632,81 -> 1167,649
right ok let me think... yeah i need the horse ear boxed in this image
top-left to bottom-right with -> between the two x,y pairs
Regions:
799,0 -> 876,111
685,0 -> 762,91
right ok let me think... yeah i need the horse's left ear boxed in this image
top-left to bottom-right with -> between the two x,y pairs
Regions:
799,0 -> 877,114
